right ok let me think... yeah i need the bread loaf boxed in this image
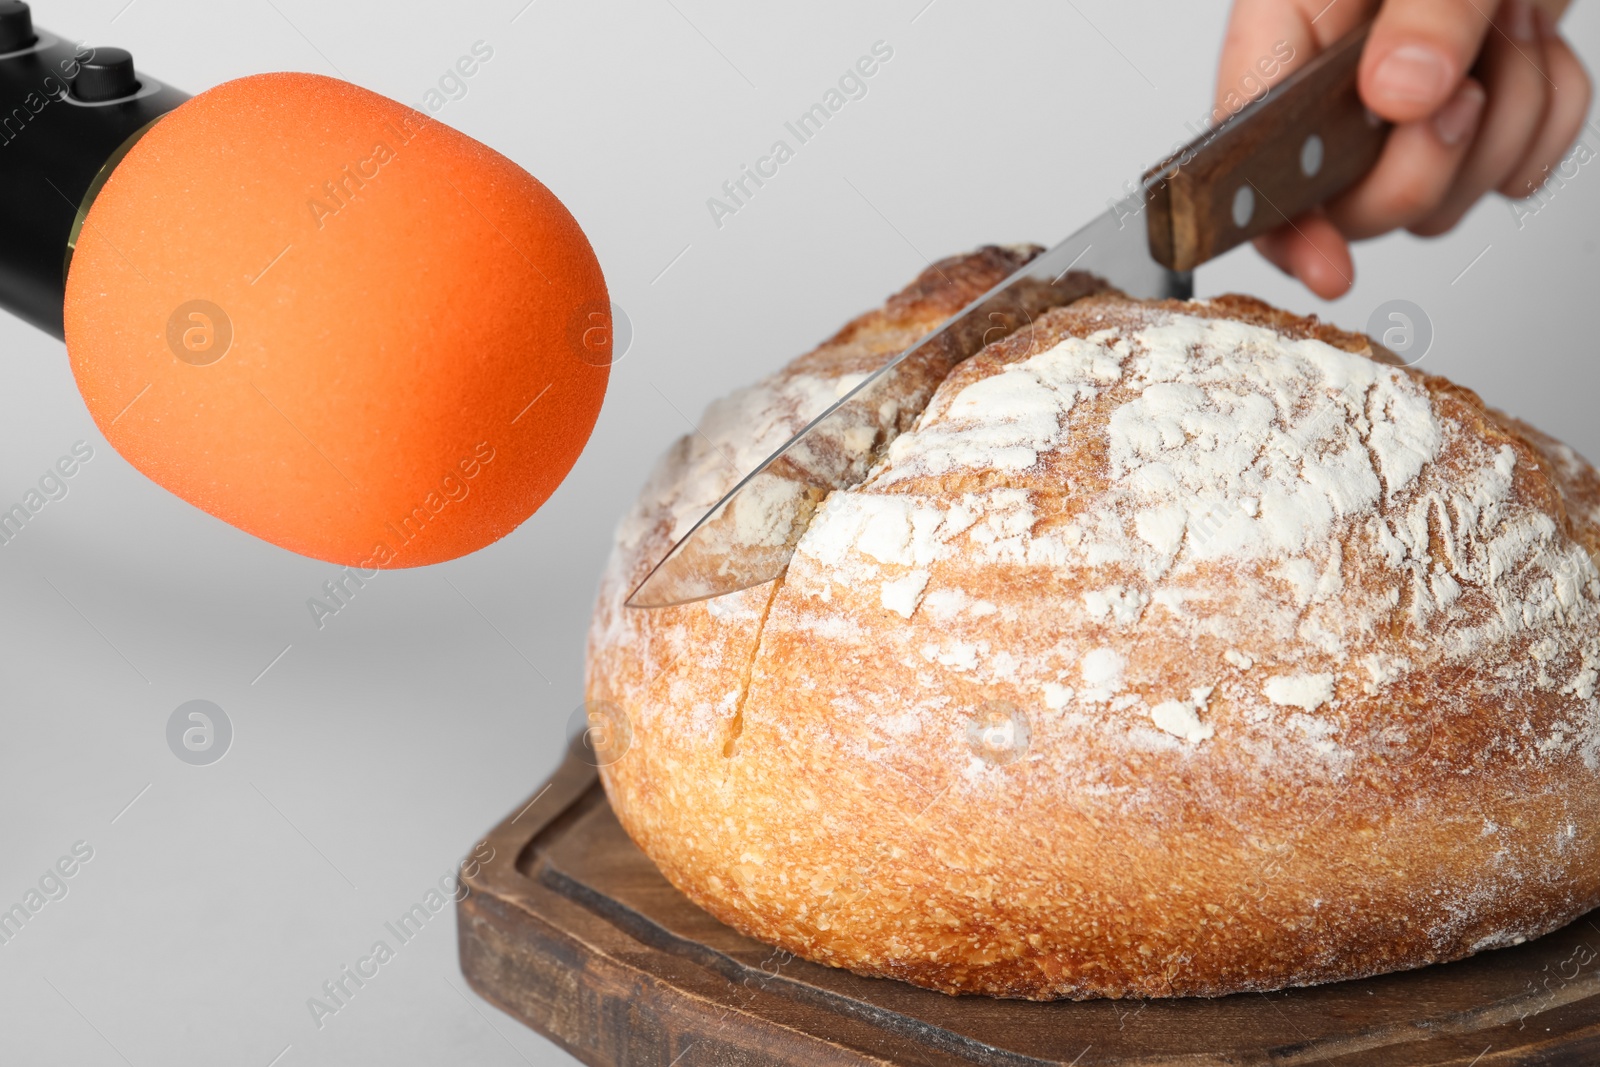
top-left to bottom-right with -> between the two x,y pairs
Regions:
585,247 -> 1600,999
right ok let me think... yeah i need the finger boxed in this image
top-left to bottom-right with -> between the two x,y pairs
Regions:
1498,20 -> 1593,198
1253,210 -> 1356,298
1361,0 -> 1495,122
1214,0 -> 1378,115
1411,0 -> 1548,235
1215,0 -> 1378,297
1326,76 -> 1487,238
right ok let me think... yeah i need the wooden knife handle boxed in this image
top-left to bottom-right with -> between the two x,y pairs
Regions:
1144,24 -> 1380,272
1144,0 -> 1572,272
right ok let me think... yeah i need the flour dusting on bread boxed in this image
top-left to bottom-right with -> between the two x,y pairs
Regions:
781,305 -> 1598,764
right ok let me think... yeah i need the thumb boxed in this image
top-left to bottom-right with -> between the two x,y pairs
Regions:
1359,0 -> 1495,123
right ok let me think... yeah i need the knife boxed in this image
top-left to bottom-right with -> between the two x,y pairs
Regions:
624,13 -> 1522,609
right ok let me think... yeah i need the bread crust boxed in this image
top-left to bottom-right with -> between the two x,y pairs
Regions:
586,252 -> 1600,999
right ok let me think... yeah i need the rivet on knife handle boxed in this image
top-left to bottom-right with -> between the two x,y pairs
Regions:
1144,22 -> 1384,273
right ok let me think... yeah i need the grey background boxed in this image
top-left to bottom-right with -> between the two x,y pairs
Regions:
1,0 -> 1596,1063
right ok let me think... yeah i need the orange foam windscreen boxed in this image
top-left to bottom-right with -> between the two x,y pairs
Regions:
65,72 -> 610,568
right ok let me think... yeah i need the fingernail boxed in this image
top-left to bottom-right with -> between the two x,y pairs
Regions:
1504,0 -> 1536,43
1433,81 -> 1486,146
1372,44 -> 1454,106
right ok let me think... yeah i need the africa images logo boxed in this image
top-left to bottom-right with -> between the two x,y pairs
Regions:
166,700 -> 233,766
705,40 -> 894,229
0,441 -> 94,547
305,442 -> 497,629
304,840 -> 494,1030
0,842 -> 94,948
165,300 -> 233,366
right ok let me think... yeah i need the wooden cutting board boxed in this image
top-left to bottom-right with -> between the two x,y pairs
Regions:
457,743 -> 1600,1066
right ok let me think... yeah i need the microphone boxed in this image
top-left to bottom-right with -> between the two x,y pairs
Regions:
0,2 -> 612,568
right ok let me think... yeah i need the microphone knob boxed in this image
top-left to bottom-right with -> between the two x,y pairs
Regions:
0,1 -> 35,54
72,46 -> 141,101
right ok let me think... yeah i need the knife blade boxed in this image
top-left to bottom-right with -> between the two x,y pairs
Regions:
626,17 -> 1395,609
625,195 -> 1188,608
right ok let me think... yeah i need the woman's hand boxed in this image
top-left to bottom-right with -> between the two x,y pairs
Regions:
1216,0 -> 1591,298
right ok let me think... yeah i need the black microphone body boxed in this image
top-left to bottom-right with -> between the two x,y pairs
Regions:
0,1 -> 187,338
